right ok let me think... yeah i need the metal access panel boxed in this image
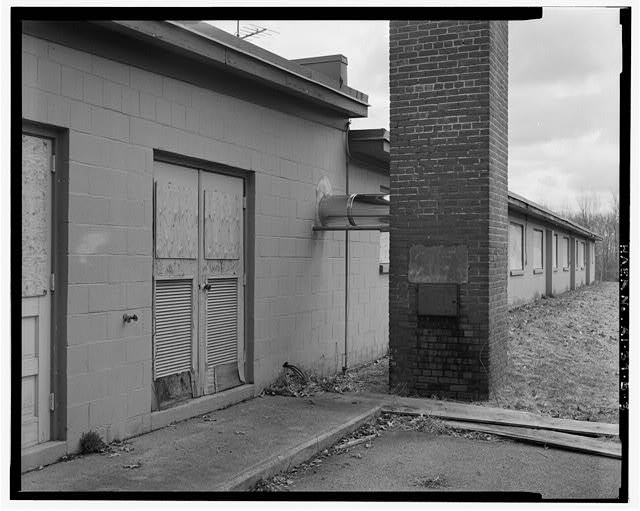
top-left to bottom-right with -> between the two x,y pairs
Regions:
418,284 -> 459,317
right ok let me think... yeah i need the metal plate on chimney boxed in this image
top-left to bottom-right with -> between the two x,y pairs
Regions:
418,284 -> 458,317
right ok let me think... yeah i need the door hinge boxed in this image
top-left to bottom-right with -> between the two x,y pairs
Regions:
243,196 -> 247,210
50,273 -> 55,293
49,393 -> 55,412
51,154 -> 56,173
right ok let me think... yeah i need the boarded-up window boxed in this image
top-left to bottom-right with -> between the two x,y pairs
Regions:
578,241 -> 585,268
533,229 -> 543,269
509,223 -> 523,271
563,237 -> 570,268
553,233 -> 558,268
379,232 -> 390,265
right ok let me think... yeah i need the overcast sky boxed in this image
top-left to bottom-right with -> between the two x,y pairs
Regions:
207,9 -> 621,214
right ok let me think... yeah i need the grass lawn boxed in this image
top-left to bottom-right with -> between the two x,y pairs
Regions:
344,281 -> 619,424
485,281 -> 619,423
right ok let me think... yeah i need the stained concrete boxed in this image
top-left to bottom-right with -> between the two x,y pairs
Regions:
288,430 -> 621,498
20,394 -> 381,492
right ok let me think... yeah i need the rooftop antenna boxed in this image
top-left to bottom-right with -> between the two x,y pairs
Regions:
235,21 -> 278,41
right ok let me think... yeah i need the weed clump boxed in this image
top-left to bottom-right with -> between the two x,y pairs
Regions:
79,430 -> 106,454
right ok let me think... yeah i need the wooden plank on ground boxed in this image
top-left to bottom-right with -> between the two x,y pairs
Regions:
379,396 -> 618,437
440,420 -> 621,459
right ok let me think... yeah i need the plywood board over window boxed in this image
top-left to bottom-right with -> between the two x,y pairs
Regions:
533,229 -> 544,270
204,190 -> 241,260
553,233 -> 558,269
22,135 -> 51,297
155,181 -> 198,259
509,223 -> 523,272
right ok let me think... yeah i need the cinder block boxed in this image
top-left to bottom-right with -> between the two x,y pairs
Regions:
171,103 -> 186,129
121,87 -> 140,116
130,66 -> 163,96
37,58 -> 61,93
70,100 -> 92,132
48,42 -> 93,72
61,66 -> 83,99
83,73 -> 102,106
67,345 -> 88,376
139,92 -> 156,120
89,395 -> 126,430
130,117 -> 161,148
67,313 -> 108,345
91,106 -> 129,142
124,413 -> 151,438
123,362 -> 144,391
185,107 -> 199,133
46,92 -> 70,127
87,339 -> 126,372
156,97 -> 172,125
163,76 -> 192,106
22,52 -> 38,86
68,254 -> 109,284
22,86 -> 47,123
88,283 -> 127,312
22,34 -> 49,57
67,372 -> 108,406
65,404 -> 89,448
126,386 -> 151,417
92,55 -> 130,85
68,194 -> 109,224
67,285 -> 90,314
125,335 -> 151,363
126,282 -> 152,308
103,80 -> 122,111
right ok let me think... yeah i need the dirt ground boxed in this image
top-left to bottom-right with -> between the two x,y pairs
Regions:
270,281 -> 619,424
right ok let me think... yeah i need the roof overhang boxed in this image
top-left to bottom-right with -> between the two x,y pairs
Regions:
95,20 -> 369,118
348,129 -> 390,170
508,192 -> 602,241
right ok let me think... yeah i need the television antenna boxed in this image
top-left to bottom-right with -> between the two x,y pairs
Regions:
235,21 -> 278,41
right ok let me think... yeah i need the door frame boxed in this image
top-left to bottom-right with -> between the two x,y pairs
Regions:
153,149 -> 255,386
20,121 -> 68,445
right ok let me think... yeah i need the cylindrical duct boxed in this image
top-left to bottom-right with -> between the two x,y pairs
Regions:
318,193 -> 390,228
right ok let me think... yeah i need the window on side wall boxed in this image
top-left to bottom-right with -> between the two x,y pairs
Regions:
579,241 -> 585,269
509,222 -> 524,275
533,229 -> 544,273
379,185 -> 390,274
553,233 -> 558,269
563,236 -> 570,270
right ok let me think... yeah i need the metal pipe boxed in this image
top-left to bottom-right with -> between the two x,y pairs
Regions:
318,193 -> 390,228
343,121 -> 352,374
312,225 -> 389,232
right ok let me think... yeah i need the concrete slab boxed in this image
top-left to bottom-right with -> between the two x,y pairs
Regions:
20,393 -> 381,493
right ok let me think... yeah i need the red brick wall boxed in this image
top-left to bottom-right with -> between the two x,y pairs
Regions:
389,20 -> 508,400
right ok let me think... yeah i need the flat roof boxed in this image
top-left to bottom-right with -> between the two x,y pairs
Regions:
106,20 -> 370,118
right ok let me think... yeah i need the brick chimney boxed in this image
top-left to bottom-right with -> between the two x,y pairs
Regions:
388,20 -> 509,400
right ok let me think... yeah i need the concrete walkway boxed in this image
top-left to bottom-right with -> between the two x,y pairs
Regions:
19,392 -> 619,494
20,393 -> 382,492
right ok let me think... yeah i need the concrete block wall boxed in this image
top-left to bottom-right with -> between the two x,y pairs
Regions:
22,32 -> 386,449
507,210 -> 592,307
388,20 -> 509,400
345,161 -> 389,366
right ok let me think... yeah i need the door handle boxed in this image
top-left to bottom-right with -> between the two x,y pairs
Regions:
202,283 -> 212,291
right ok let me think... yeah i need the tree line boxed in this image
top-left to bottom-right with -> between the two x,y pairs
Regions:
559,192 -> 620,282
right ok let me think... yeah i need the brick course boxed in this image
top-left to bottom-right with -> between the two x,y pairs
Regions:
389,20 -> 508,400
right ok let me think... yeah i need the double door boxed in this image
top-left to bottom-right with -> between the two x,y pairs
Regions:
153,161 -> 244,405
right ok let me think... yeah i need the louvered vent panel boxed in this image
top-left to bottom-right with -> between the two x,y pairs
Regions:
206,278 -> 238,367
154,279 -> 193,379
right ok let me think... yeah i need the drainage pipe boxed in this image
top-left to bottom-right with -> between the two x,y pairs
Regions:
343,121 -> 351,374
